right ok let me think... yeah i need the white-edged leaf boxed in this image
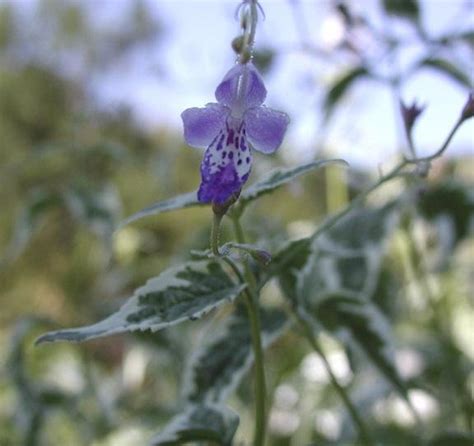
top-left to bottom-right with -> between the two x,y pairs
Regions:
239,159 -> 348,206
119,191 -> 201,229
270,237 -> 312,306
150,403 -> 239,446
36,261 -> 246,344
313,294 -> 407,399
185,307 -> 288,403
63,181 -> 121,239
299,205 -> 399,302
274,204 -> 399,299
277,204 -> 414,406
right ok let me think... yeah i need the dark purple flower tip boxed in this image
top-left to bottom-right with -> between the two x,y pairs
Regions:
198,162 -> 246,204
461,92 -> 474,121
400,100 -> 425,133
215,62 -> 267,111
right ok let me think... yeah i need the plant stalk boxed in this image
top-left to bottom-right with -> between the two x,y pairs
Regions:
300,317 -> 375,446
210,212 -> 223,256
232,216 -> 266,446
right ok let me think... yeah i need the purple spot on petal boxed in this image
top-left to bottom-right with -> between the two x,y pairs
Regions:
226,129 -> 235,145
237,159 -> 242,165
229,151 -> 234,159
246,157 -> 250,163
215,133 -> 225,150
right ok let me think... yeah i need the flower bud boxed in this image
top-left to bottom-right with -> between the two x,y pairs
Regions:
232,36 -> 244,54
250,248 -> 272,266
400,100 -> 425,134
461,92 -> 474,121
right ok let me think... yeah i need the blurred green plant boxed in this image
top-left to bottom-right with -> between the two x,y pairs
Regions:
0,1 -> 473,445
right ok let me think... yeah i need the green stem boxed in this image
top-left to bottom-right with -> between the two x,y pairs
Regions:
299,317 -> 375,446
232,216 -> 266,446
210,212 -> 223,256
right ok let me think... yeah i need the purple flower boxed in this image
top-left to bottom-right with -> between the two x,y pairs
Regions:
181,62 -> 289,205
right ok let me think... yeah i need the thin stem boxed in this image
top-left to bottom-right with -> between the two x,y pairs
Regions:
232,216 -> 266,446
238,0 -> 259,64
210,212 -> 223,256
221,256 -> 246,284
299,316 -> 375,446
404,116 -> 463,164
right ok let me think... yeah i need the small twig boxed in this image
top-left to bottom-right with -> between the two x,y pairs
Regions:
298,314 -> 375,446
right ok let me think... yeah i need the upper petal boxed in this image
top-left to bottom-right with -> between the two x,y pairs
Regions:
215,63 -> 267,112
181,103 -> 229,149
244,106 -> 290,154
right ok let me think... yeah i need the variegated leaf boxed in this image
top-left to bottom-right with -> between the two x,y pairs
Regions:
36,261 -> 245,344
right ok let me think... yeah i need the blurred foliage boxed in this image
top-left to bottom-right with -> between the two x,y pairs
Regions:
0,0 -> 473,445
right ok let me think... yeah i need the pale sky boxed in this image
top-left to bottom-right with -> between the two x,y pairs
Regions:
94,0 -> 473,168
5,0 -> 473,168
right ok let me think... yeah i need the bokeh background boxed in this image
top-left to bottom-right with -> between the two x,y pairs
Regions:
0,0 -> 473,445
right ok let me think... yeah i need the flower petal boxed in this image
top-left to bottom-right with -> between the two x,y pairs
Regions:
181,103 -> 230,149
198,119 -> 252,204
245,106 -> 290,154
215,63 -> 267,111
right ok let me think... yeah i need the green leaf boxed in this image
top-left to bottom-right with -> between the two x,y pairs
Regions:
120,161 -> 347,226
2,190 -> 60,266
240,159 -> 348,207
418,58 -> 471,88
270,237 -> 312,304
323,67 -> 368,119
417,181 -> 474,244
119,191 -> 202,229
428,432 -> 474,446
457,30 -> 474,45
315,294 -> 408,399
273,203 -> 399,298
64,181 -> 121,239
416,181 -> 474,269
383,0 -> 420,20
150,403 -> 239,446
278,204 -> 413,405
252,47 -> 275,74
36,261 -> 246,344
185,307 -> 288,403
439,30 -> 474,46
7,318 -> 60,444
316,203 -> 400,252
